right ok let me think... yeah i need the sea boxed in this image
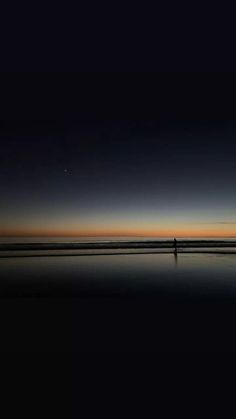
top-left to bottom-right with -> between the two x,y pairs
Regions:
1,235 -> 236,243
0,236 -> 236,297
1,235 -> 236,351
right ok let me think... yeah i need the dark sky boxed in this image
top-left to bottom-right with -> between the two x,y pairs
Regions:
1,73 -> 236,237
1,3 -> 236,72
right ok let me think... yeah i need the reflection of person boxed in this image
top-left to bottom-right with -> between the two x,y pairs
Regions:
174,250 -> 178,265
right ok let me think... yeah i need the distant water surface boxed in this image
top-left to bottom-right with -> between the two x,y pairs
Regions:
1,236 -> 236,244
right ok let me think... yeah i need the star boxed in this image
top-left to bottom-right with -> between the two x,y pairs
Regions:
64,168 -> 72,175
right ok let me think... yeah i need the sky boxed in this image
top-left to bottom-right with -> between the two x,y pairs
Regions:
0,73 -> 236,238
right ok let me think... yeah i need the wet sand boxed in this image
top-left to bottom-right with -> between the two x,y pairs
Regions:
1,252 -> 236,352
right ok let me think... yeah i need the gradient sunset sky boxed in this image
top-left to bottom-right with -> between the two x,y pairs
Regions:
1,123 -> 236,238
1,73 -> 236,239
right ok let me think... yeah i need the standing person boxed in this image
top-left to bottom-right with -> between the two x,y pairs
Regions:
174,238 -> 177,253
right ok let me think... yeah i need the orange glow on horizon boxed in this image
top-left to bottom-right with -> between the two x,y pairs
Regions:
1,227 -> 236,238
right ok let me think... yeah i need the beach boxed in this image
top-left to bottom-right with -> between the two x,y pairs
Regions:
1,249 -> 236,351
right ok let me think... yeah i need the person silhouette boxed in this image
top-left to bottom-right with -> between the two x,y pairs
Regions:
173,238 -> 177,253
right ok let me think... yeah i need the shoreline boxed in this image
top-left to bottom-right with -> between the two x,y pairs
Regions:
1,251 -> 236,259
1,239 -> 236,252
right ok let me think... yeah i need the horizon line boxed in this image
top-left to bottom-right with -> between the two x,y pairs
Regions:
1,233 -> 236,239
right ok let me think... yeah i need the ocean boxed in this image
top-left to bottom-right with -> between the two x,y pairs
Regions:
1,235 -> 236,243
1,235 -> 236,351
